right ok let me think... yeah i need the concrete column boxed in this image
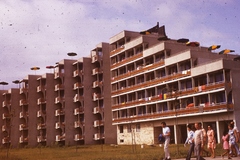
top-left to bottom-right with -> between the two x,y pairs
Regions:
216,120 -> 220,144
174,124 -> 177,144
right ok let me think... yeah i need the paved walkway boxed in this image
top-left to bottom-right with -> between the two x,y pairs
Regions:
175,155 -> 239,160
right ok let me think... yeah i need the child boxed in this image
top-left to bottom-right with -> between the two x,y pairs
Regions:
221,130 -> 231,159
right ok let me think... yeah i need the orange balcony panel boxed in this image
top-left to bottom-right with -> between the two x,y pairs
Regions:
19,136 -> 28,143
73,70 -> 83,77
55,84 -> 64,91
74,134 -> 84,141
37,85 -> 45,92
19,99 -> 28,106
55,109 -> 64,116
110,46 -> 124,56
20,88 -> 28,94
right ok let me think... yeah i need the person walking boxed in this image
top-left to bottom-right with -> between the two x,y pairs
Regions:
228,123 -> 240,157
185,124 -> 195,160
221,130 -> 231,159
161,121 -> 171,160
194,122 -> 205,160
207,125 -> 215,158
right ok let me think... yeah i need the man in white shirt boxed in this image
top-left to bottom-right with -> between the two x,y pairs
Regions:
161,121 -> 171,160
185,124 -> 195,160
194,122 -> 205,160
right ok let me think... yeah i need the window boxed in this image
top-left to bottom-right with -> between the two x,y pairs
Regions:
136,124 -> 140,132
127,124 -> 131,133
119,125 -> 123,133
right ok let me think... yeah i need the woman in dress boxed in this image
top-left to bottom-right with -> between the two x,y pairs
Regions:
228,123 -> 240,157
221,130 -> 231,159
207,125 -> 215,158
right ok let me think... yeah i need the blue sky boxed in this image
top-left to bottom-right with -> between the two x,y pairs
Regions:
0,0 -> 240,89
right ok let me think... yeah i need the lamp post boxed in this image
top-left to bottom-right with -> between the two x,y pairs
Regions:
31,66 -> 40,75
0,81 -> 8,89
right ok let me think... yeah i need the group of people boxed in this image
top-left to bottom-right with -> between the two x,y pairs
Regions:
160,121 -> 240,160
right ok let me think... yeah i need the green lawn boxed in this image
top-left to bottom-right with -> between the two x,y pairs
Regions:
0,143 -> 227,160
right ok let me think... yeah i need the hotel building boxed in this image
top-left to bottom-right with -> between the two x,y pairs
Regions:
1,27 -> 240,147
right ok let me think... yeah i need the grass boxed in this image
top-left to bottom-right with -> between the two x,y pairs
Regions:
0,143 -> 230,160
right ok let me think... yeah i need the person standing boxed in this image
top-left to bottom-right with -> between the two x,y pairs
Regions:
185,124 -> 195,160
161,121 -> 171,160
199,123 -> 209,157
221,130 -> 231,159
207,125 -> 215,158
194,122 -> 205,160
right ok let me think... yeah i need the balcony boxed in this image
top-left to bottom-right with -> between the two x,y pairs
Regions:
20,88 -> 28,94
37,123 -> 46,130
2,137 -> 10,144
37,85 -> 45,92
2,113 -> 10,119
37,110 -> 45,117
74,94 -> 83,102
93,93 -> 103,101
74,134 -> 84,141
74,107 -> 84,115
93,120 -> 104,127
19,136 -> 28,143
55,109 -> 64,116
37,98 -> 46,105
74,121 -> 84,128
54,72 -> 62,79
93,106 -> 103,114
56,134 -> 65,141
2,125 -> 8,132
93,133 -> 104,140
19,124 -> 28,131
55,122 -> 65,129
55,84 -> 64,91
92,68 -> 102,75
112,59 -> 164,82
37,136 -> 46,142
19,99 -> 28,106
110,45 -> 124,56
2,100 -> 10,107
93,81 -> 103,88
112,103 -> 233,124
73,70 -> 83,77
55,97 -> 64,104
91,54 -> 99,63
73,82 -> 83,90
20,111 -> 28,118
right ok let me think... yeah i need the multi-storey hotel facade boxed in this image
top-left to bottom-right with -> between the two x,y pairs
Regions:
1,26 -> 240,147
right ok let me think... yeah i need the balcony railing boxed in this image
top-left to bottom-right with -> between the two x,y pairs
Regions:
37,85 -> 45,92
93,93 -> 103,101
37,123 -> 46,130
73,70 -> 83,77
74,94 -> 83,102
37,136 -> 46,142
112,103 -> 233,124
2,125 -> 8,132
55,109 -> 64,116
93,106 -> 104,114
2,113 -> 11,119
2,137 -> 10,144
19,99 -> 28,106
19,124 -> 28,131
73,82 -> 83,90
74,121 -> 84,128
74,107 -> 84,115
19,136 -> 28,143
110,46 -> 124,56
74,134 -> 84,141
92,68 -> 102,75
112,70 -> 191,96
93,81 -> 103,88
93,120 -> 104,127
2,101 -> 10,107
55,122 -> 65,129
55,84 -> 64,91
37,110 -> 45,117
20,111 -> 28,118
20,88 -> 28,94
93,133 -> 105,140
37,98 -> 46,105
56,134 -> 65,141
55,97 -> 64,104
111,52 -> 143,70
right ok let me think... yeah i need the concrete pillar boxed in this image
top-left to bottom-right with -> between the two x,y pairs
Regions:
216,120 -> 220,143
174,124 -> 177,144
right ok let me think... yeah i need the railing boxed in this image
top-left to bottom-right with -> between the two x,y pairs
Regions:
93,133 -> 105,140
19,99 -> 28,106
110,46 -> 125,56
74,134 -> 84,141
73,70 -> 83,77
2,101 -> 10,107
37,85 -> 45,92
112,81 -> 229,109
37,136 -> 46,142
74,82 -> 83,90
112,70 -> 191,96
112,103 -> 233,123
111,59 -> 164,82
37,123 -> 46,130
93,120 -> 104,127
111,52 -> 143,70
74,107 -> 84,115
